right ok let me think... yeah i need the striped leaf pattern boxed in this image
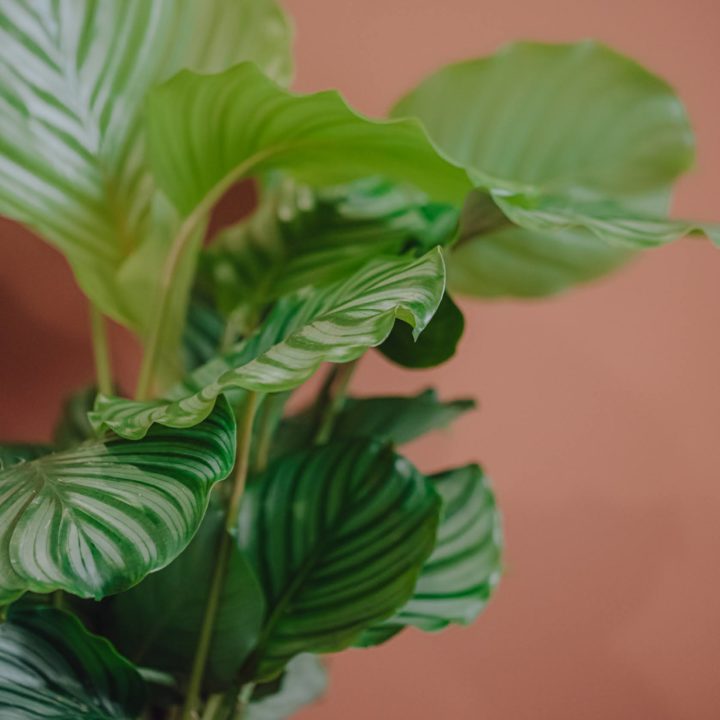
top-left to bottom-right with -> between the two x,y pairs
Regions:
201,176 -> 457,316
145,62 -> 471,220
0,0 -> 292,330
91,249 -> 446,439
0,607 -> 145,719
236,440 -> 441,680
358,465 -> 502,646
0,397 -> 235,602
391,41 -> 711,297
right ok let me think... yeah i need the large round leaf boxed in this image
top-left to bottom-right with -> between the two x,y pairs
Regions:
91,250 -> 446,439
358,464 -> 502,646
392,41 -> 697,296
236,440 -> 441,680
0,607 -> 145,719
0,397 -> 236,602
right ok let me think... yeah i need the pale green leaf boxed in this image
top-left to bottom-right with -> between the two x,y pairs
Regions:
0,607 -> 145,719
392,41 -> 701,296
236,440 -> 441,680
358,465 -> 502,646
146,62 -> 471,221
0,398 -> 236,602
0,0 -> 292,331
91,249 -> 446,439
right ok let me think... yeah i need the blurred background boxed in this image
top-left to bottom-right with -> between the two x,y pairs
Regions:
1,0 -> 719,718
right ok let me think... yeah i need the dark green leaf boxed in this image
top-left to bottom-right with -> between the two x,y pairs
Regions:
0,607 -> 145,719
237,440 -> 441,680
0,397 -> 236,603
53,386 -> 99,449
358,465 -> 502,645
380,293 -> 464,368
274,389 -> 474,460
91,250 -> 446,439
0,444 -> 52,470
102,502 -> 265,692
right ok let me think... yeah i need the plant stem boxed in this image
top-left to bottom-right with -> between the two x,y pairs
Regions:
181,392 -> 259,720
89,303 -> 113,396
314,360 -> 358,444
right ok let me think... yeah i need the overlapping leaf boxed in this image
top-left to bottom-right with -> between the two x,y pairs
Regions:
0,0 -> 293,332
200,176 -> 457,317
0,607 -> 145,719
358,465 -> 502,646
236,440 -> 441,680
103,503 -> 265,692
146,63 -> 470,224
91,250 -> 447,439
392,41 -> 713,296
0,398 -> 235,602
273,388 -> 474,460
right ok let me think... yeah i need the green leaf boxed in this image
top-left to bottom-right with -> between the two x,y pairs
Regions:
91,249 -> 447,439
237,439 -> 441,680
182,294 -> 226,372
273,389 -> 474,460
357,465 -> 502,646
0,0 -> 292,332
102,502 -> 265,693
0,607 -> 145,719
200,176 -> 458,317
248,655 -> 327,720
146,62 -> 471,221
379,293 -> 464,368
0,397 -> 236,602
392,41 -> 701,296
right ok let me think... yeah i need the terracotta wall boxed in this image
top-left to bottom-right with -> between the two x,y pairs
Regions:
1,1 -> 718,718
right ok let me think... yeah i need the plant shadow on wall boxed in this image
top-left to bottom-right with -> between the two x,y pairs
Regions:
0,2 -> 717,719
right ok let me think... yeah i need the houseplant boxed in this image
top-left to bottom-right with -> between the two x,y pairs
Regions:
0,1 -> 716,718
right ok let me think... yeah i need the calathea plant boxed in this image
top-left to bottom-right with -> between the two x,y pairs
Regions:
0,1 -> 716,718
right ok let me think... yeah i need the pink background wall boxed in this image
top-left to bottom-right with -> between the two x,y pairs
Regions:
1,1 -> 719,718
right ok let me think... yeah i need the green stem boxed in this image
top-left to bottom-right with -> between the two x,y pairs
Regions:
234,683 -> 256,719
89,304 -> 113,396
181,393 -> 259,720
314,360 -> 358,444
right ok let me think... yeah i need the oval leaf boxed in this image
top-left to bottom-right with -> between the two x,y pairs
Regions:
0,398 -> 236,602
357,465 -> 502,646
0,607 -> 145,719
392,41 -> 700,296
92,250 -> 446,439
236,440 -> 441,680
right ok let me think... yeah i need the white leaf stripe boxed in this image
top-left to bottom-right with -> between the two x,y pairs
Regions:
358,464 -> 502,645
0,608 -> 144,719
92,249 -> 446,439
0,398 -> 235,602
0,0 -> 292,329
238,440 -> 440,679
